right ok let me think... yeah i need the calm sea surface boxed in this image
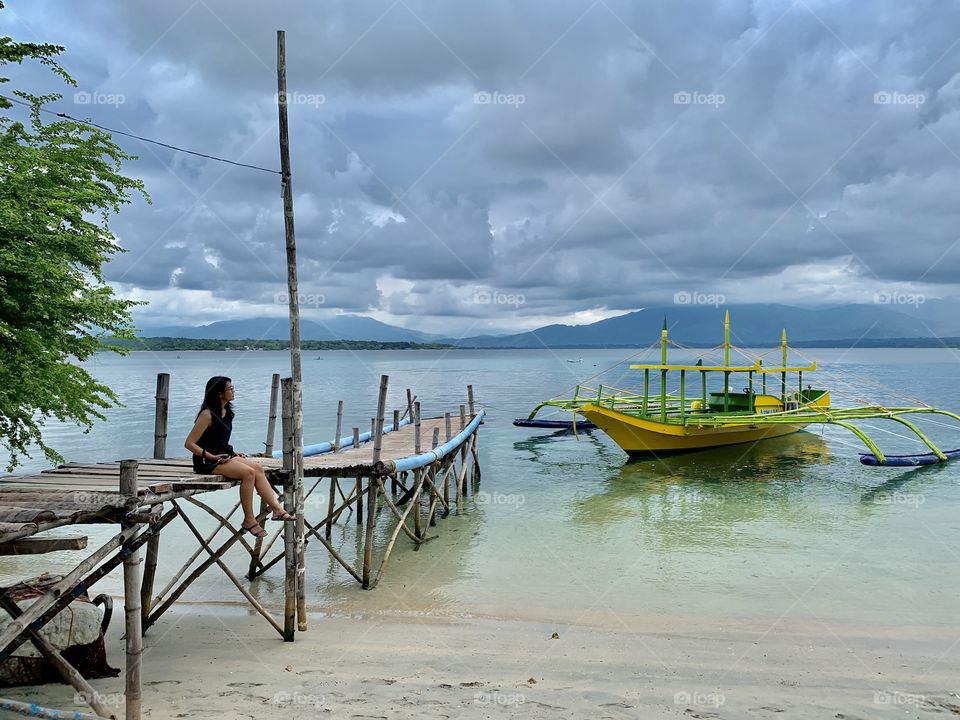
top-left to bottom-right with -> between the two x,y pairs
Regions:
2,348 -> 959,630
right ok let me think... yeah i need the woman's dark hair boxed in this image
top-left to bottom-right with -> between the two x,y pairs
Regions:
197,376 -> 234,420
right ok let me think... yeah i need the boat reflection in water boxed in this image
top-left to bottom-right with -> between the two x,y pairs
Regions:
571,431 -> 834,549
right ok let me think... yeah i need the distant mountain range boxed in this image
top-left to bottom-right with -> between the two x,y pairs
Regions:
451,303 -> 956,348
138,303 -> 960,348
140,315 -> 442,343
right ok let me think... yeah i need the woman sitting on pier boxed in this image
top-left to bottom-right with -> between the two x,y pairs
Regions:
185,376 -> 295,538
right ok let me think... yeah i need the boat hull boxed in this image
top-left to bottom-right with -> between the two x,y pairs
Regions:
579,404 -> 808,456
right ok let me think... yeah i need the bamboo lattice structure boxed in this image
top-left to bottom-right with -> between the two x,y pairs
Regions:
0,371 -> 483,719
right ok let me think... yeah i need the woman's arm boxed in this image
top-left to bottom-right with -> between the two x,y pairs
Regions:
184,410 -> 222,461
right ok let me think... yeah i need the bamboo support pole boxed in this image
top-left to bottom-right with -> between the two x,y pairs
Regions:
277,28 -> 307,637
183,496 -> 260,556
371,477 -> 421,545
467,385 -> 475,418
413,468 -> 422,541
250,373 -> 281,577
471,435 -> 482,487
427,466 -> 439,528
374,471 -> 427,585
119,461 -> 143,720
1,518 -> 169,660
149,498 -> 244,590
152,516 -> 253,631
140,533 -> 159,629
141,374 -> 168,626
353,428 -> 362,526
281,378 -> 296,640
391,410 -> 400,494
459,405 -> 467,499
326,477 -> 337,539
405,389 -> 413,420
301,524 -> 362,584
362,375 -> 389,589
173,502 -> 284,636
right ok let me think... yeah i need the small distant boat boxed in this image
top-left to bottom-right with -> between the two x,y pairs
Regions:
513,417 -> 597,430
566,358 -> 582,364
518,312 -> 960,465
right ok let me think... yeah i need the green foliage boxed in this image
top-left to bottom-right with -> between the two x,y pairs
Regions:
0,21 -> 148,469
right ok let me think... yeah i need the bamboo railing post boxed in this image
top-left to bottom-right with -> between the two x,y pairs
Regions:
362,375 -> 389,589
249,374 -> 280,580
334,400 -> 344,452
264,373 -> 281,456
281,378 -> 296,641
468,386 -> 480,487
405,389 -> 413,421
445,412 -> 452,442
414,403 -> 422,454
120,460 -> 143,720
152,373 -> 169,459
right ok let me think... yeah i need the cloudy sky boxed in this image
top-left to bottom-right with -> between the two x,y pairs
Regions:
3,0 -> 959,335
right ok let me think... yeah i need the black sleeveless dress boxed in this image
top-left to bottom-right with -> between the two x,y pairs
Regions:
192,408 -> 236,474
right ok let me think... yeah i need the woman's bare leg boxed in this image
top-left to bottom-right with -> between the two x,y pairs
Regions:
214,459 -> 259,522
235,458 -> 285,514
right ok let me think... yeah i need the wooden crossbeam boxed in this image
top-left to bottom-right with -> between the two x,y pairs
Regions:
0,537 -> 88,555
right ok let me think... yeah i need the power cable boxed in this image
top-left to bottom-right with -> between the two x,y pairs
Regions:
1,94 -> 281,175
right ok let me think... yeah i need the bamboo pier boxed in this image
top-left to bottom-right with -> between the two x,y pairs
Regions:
0,372 -> 484,719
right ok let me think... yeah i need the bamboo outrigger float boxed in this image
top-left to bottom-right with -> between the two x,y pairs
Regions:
517,312 -> 960,466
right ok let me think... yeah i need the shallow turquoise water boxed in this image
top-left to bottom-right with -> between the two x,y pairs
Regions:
1,348 -> 958,633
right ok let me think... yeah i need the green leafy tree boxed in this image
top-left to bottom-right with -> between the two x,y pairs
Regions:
0,11 -> 148,469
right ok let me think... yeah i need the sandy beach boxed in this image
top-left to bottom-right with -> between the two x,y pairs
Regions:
13,602 -> 960,719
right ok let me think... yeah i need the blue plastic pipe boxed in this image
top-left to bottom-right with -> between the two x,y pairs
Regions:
271,415 -> 414,459
383,410 -> 485,473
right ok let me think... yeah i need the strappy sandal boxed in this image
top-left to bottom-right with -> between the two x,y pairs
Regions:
241,519 -> 268,538
271,511 -> 297,522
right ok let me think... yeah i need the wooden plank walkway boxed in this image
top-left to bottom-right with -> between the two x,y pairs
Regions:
0,371 -> 484,720
0,416 -> 455,542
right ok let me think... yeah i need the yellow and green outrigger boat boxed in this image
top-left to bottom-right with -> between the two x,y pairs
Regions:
516,312 -> 960,466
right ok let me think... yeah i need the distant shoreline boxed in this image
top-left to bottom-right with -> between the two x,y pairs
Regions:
102,336 -> 960,351
102,337 -> 456,351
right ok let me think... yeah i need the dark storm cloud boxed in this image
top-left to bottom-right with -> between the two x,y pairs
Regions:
3,0 -> 960,331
